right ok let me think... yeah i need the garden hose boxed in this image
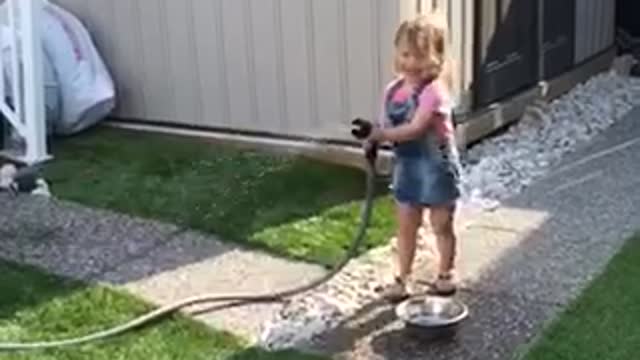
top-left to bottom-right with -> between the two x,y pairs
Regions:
0,138 -> 380,351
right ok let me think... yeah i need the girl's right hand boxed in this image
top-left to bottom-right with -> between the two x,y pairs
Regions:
363,140 -> 379,161
367,126 -> 384,142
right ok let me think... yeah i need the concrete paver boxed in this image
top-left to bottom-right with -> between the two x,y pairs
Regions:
0,195 -> 325,342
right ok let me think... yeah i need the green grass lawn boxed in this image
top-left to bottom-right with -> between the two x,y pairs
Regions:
519,234 -> 640,360
0,260 -> 325,360
44,126 -> 396,266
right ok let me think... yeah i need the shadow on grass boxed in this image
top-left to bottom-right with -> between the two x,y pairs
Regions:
0,259 -> 328,360
0,260 -> 83,321
43,126 -> 394,266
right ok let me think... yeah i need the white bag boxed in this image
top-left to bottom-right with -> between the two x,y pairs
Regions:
41,2 -> 115,135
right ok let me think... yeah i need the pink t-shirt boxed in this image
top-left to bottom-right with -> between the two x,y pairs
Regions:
378,78 -> 455,143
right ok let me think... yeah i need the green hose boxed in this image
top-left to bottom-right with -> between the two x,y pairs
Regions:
0,148 -> 379,351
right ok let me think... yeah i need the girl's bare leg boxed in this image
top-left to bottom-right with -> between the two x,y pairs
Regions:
394,202 -> 423,282
429,204 -> 458,295
379,202 -> 422,303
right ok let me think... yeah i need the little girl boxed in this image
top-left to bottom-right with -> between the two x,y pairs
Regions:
366,13 -> 462,302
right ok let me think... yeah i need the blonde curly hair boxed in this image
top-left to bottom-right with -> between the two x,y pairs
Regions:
392,12 -> 456,94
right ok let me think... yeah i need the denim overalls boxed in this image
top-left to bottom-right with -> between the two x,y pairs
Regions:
385,79 -> 461,207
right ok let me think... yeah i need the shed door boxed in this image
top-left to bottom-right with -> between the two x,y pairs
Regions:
542,0 -> 575,79
618,0 -> 640,38
474,0 -> 538,107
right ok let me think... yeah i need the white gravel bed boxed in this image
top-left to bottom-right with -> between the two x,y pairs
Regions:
461,64 -> 640,209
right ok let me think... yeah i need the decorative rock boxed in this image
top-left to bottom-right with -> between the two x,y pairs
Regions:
0,164 -> 17,189
0,163 -> 51,197
31,179 -> 52,197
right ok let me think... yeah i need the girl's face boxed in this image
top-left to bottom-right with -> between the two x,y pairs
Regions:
395,38 -> 428,80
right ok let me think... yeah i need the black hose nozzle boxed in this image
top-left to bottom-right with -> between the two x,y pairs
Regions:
350,118 -> 378,162
351,118 -> 373,140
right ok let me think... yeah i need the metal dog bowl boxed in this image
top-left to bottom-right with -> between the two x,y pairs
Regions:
395,295 -> 469,340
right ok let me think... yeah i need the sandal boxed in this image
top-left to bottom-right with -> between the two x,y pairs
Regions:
375,276 -> 410,303
429,272 -> 458,297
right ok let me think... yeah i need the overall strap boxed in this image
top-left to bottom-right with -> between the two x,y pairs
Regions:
385,78 -> 432,108
384,78 -> 406,105
410,79 -> 431,108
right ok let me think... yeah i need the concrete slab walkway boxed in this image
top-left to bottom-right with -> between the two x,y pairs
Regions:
301,107 -> 640,359
0,195 -> 325,342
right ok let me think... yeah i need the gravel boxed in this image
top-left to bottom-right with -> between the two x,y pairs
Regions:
460,65 -> 640,208
258,59 -> 640,351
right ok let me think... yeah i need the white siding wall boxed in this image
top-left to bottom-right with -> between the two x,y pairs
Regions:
51,0 -> 417,141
